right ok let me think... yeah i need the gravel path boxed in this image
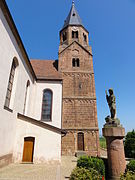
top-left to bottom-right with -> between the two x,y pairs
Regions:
0,156 -> 77,180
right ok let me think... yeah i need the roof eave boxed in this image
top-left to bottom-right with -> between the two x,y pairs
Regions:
60,24 -> 89,34
37,77 -> 63,81
17,113 -> 62,134
59,40 -> 93,56
0,0 -> 37,80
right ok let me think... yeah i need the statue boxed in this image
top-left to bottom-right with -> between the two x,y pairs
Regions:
105,89 -> 120,126
105,89 -> 116,119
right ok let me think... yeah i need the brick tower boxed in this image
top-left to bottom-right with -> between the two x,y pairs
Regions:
59,2 -> 100,156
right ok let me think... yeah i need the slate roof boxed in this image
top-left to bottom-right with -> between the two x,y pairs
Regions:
30,60 -> 62,80
62,2 -> 83,29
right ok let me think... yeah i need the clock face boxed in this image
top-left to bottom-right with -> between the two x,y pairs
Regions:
72,26 -> 79,31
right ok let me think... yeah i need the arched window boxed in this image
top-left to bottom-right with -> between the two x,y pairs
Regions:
41,89 -> 53,121
4,57 -> 18,108
62,31 -> 67,42
23,80 -> 30,114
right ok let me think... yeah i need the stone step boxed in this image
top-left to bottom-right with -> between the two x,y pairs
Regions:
75,151 -> 87,157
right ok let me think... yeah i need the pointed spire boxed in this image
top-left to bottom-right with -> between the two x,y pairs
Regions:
62,2 -> 83,29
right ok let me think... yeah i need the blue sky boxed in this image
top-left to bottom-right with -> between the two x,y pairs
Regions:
6,0 -> 135,134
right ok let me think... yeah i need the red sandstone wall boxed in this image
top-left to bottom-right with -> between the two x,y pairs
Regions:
59,29 -> 99,156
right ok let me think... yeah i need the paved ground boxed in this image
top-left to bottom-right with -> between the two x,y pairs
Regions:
0,156 -> 77,180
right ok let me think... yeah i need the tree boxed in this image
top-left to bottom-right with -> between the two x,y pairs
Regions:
124,130 -> 135,158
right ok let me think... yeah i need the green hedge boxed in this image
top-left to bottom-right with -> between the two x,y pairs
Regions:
70,167 -> 101,180
120,171 -> 135,180
120,160 -> 135,179
124,130 -> 135,158
127,160 -> 135,172
77,156 -> 105,177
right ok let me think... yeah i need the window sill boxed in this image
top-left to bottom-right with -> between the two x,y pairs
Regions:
41,119 -> 52,122
4,106 -> 13,113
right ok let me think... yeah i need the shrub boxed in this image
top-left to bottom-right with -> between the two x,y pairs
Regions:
120,171 -> 135,180
77,156 -> 105,177
127,160 -> 135,172
124,130 -> 135,158
121,160 -> 135,180
70,167 -> 101,180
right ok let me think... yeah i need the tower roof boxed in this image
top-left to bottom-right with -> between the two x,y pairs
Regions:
62,2 -> 83,29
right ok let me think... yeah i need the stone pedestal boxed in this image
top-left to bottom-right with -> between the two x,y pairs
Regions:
102,127 -> 126,180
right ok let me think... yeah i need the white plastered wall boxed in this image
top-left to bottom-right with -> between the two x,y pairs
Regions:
13,119 -> 61,163
0,7 -> 62,162
0,7 -> 35,157
31,81 -> 62,129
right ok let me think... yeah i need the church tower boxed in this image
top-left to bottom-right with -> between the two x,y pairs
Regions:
59,2 -> 100,156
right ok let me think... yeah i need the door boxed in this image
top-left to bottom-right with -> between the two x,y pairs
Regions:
77,132 -> 84,151
22,137 -> 35,162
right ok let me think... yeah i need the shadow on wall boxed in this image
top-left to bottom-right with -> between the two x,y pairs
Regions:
53,60 -> 58,71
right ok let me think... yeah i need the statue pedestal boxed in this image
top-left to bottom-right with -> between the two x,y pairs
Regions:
102,126 -> 126,180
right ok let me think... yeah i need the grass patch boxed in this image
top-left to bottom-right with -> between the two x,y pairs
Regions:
99,137 -> 106,149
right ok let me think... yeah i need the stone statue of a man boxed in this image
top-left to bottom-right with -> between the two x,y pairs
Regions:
105,89 -> 116,119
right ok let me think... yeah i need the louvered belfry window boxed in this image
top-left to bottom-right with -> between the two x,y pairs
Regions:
41,89 -> 52,121
72,58 -> 80,67
62,31 -> 67,42
72,31 -> 78,38
4,60 -> 16,108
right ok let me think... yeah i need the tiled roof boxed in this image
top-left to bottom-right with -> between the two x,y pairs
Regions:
30,59 -> 62,80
